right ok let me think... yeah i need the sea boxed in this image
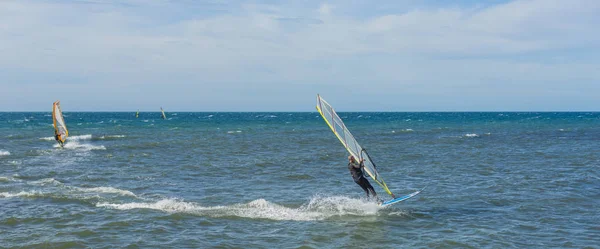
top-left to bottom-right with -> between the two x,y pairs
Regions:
1,112 -> 599,248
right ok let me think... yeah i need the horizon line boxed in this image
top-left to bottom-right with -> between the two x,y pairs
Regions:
2,110 -> 600,113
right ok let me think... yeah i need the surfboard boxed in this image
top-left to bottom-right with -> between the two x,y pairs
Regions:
380,189 -> 422,207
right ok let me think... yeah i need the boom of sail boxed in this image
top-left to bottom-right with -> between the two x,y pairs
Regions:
316,94 -> 394,197
52,100 -> 69,144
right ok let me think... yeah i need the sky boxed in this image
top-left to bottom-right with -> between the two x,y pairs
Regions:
1,0 -> 599,111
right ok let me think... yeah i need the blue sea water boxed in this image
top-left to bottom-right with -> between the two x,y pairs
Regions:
1,112 -> 599,248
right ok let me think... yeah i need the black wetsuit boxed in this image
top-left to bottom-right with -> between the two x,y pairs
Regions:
348,161 -> 377,197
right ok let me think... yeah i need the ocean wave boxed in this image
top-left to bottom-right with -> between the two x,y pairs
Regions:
8,179 -> 137,202
76,187 -> 136,197
55,141 -> 106,151
392,129 -> 413,133
0,191 -> 44,198
97,195 -> 381,221
97,199 -> 199,213
227,130 -> 242,134
0,176 -> 16,182
96,135 -> 126,140
69,135 -> 93,141
0,190 -> 100,203
464,133 -> 480,138
40,134 -> 93,141
29,178 -> 63,186
0,150 -> 10,156
255,115 -> 277,118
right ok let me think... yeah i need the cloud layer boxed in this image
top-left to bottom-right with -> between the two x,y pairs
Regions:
1,0 -> 598,111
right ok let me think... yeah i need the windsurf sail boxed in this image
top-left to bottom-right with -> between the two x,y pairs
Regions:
316,94 -> 394,197
52,100 -> 68,144
160,107 -> 166,120
136,110 -> 139,118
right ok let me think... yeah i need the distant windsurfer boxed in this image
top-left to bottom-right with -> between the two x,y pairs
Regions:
348,155 -> 377,199
54,133 -> 64,147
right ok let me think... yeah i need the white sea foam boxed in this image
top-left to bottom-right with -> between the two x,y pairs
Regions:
0,176 -> 13,182
227,130 -> 242,134
97,195 -> 381,221
69,134 -> 93,141
43,134 -> 94,141
97,199 -> 198,212
464,133 -> 480,138
29,178 -> 63,186
55,141 -> 106,151
98,135 -> 126,139
0,191 -> 42,198
392,129 -> 414,133
0,150 -> 10,156
77,187 -> 136,197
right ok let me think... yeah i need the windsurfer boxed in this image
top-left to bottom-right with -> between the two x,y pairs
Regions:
54,133 -> 63,146
348,155 -> 377,198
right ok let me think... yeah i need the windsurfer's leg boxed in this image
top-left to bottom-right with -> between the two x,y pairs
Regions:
360,179 -> 377,198
366,181 -> 377,197
356,177 -> 371,197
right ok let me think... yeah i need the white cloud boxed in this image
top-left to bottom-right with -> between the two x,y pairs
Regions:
0,0 -> 598,110
317,3 -> 333,15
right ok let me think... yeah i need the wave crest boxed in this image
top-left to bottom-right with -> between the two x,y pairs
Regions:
55,141 -> 106,151
77,187 -> 136,197
97,195 -> 382,221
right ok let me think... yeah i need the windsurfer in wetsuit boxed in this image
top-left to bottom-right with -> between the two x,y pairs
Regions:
348,155 -> 377,198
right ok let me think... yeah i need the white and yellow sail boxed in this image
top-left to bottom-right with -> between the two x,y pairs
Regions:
52,100 -> 68,144
316,94 -> 394,197
161,107 -> 166,120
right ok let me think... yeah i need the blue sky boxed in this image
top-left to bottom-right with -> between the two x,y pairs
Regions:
1,0 -> 598,111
